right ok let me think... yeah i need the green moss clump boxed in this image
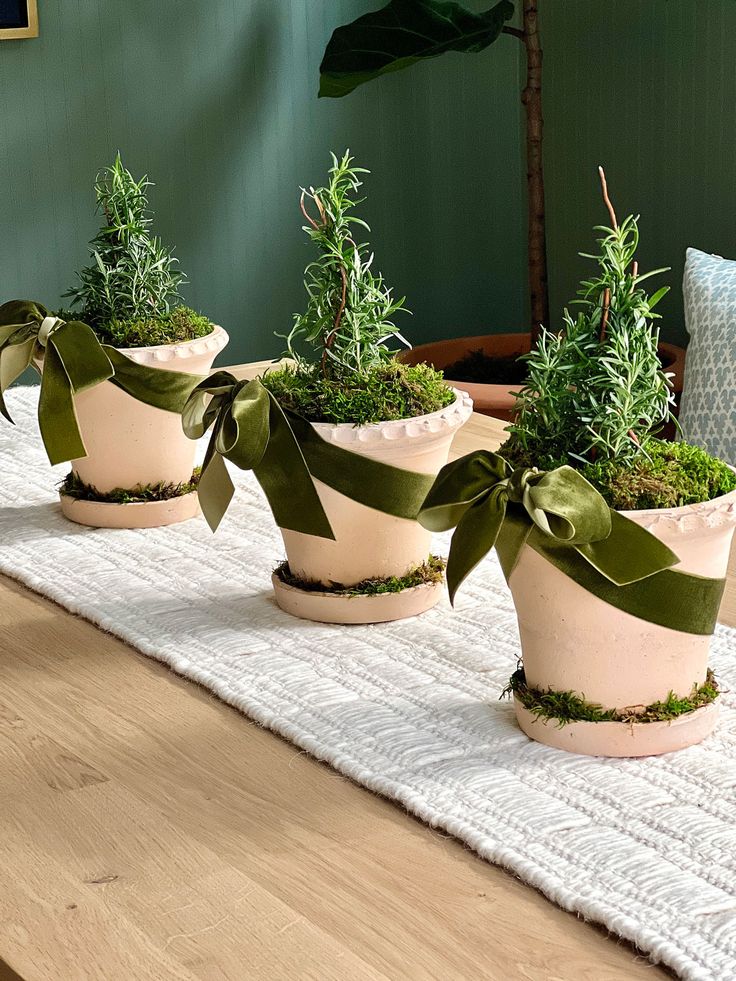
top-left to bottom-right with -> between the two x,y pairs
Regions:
583,440 -> 736,510
60,468 -> 200,504
504,666 -> 719,727
500,437 -> 736,510
275,555 -> 445,596
87,305 -> 213,349
262,360 -> 455,425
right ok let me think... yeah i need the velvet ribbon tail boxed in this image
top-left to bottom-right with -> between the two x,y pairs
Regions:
285,411 -> 436,521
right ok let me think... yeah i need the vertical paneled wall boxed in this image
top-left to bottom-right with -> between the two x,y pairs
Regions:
544,0 -> 736,343
0,0 -> 524,364
2,1 -> 735,359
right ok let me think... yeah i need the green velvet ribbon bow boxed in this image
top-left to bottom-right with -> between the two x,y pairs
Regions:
182,371 -> 335,537
419,451 -> 725,636
183,371 -> 437,537
0,300 -> 204,466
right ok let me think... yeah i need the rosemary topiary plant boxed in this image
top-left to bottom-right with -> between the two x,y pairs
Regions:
264,151 -> 453,425
287,150 -> 408,377
64,153 -> 212,348
508,169 -> 673,465
503,169 -> 736,509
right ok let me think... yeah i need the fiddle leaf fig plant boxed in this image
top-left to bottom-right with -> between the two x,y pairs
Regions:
319,0 -> 515,98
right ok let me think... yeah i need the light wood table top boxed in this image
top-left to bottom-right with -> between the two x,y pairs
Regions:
1,367 -> 733,981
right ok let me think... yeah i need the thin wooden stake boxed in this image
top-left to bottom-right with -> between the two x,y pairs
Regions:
598,166 -> 618,230
300,190 -> 319,230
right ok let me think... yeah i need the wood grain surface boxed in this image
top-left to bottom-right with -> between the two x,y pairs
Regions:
2,367 -> 728,979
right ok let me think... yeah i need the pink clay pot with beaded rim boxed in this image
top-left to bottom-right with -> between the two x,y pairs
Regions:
273,389 -> 473,624
41,326 -> 228,528
509,479 -> 736,757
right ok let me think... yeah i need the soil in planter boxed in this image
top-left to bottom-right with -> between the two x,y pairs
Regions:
60,468 -> 201,505
442,347 -> 676,387
442,350 -> 528,386
274,555 -> 445,596
500,437 -> 736,511
504,666 -> 719,727
262,361 -> 455,426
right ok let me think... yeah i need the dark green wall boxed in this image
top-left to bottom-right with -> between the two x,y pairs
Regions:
2,1 -> 735,362
544,0 -> 736,345
0,0 -> 524,366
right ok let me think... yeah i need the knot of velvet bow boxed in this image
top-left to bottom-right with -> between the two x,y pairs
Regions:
418,450 -> 679,604
0,300 -> 115,465
182,371 -> 334,538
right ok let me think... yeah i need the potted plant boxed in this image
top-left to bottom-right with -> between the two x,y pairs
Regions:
319,0 -> 686,418
0,154 -> 228,528
183,150 -> 472,624
418,172 -> 736,757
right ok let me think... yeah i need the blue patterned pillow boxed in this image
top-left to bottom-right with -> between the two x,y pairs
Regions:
680,248 -> 736,465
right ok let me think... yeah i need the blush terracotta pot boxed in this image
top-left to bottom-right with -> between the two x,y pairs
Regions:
399,333 -> 686,423
42,325 -> 229,528
273,390 -> 473,624
509,480 -> 736,757
399,333 -> 530,420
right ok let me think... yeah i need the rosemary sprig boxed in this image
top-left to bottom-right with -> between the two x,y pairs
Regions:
64,153 -> 185,326
284,150 -> 409,379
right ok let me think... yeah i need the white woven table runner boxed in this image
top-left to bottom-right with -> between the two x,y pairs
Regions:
2,386 -> 736,981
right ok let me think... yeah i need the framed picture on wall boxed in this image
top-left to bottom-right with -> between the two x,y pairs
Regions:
0,0 -> 38,39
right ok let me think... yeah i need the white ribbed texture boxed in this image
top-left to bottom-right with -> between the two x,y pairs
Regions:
2,387 -> 736,981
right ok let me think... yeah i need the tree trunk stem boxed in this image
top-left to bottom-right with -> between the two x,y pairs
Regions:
521,0 -> 548,342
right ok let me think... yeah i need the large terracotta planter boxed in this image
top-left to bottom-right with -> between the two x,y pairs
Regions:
46,326 -> 229,528
273,390 -> 473,623
400,333 -> 687,422
508,481 -> 736,757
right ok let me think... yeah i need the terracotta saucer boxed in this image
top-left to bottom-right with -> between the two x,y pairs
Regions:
59,491 -> 201,529
514,698 -> 720,758
271,574 -> 444,625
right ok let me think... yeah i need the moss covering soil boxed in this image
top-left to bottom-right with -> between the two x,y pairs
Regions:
274,555 -> 445,597
500,437 -> 736,511
60,468 -> 200,505
56,305 -> 213,349
262,360 -> 455,426
504,666 -> 719,728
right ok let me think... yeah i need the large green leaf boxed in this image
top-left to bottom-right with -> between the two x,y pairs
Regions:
319,0 -> 516,98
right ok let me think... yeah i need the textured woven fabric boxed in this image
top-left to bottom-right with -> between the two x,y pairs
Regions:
2,386 -> 736,981
681,248 -> 736,465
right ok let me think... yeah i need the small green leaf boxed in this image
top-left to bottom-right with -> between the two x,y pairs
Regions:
647,285 -> 670,309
